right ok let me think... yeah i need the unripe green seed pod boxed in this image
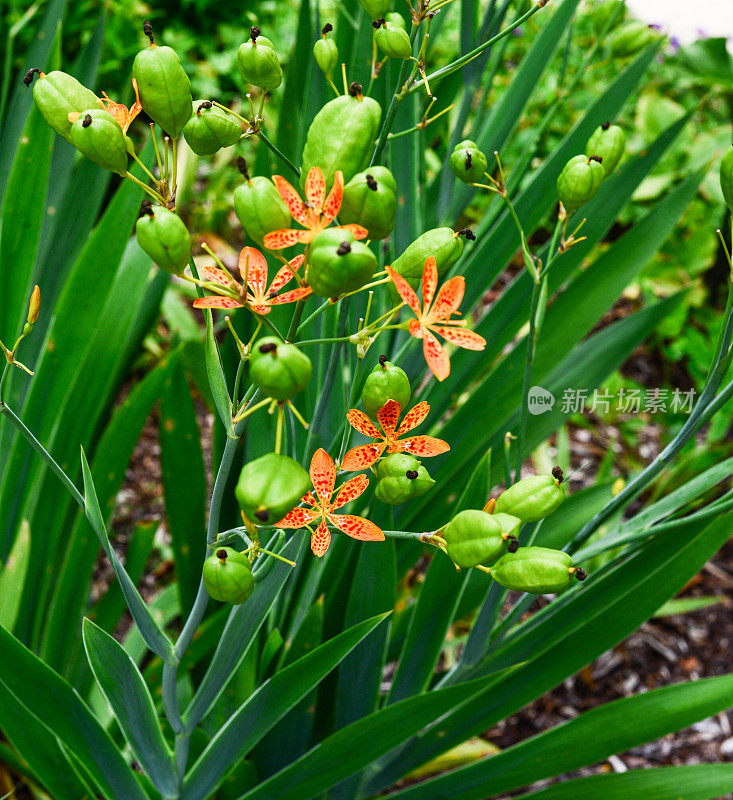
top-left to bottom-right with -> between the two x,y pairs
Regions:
494,469 -> 565,523
490,546 -> 585,594
358,0 -> 392,19
720,146 -> 733,214
69,109 -> 128,175
373,19 -> 412,59
300,84 -> 381,191
608,21 -> 659,58
493,512 -> 521,540
385,12 -> 406,29
308,229 -> 377,298
449,139 -> 488,184
236,453 -> 310,524
557,155 -> 605,215
135,206 -> 191,275
249,336 -> 312,400
233,159 -> 292,245
586,122 -> 625,176
132,23 -> 193,137
237,27 -> 283,92
443,509 -> 506,568
374,453 -> 434,504
391,227 -> 470,285
314,24 -> 339,77
182,100 -> 242,155
361,355 -> 411,417
592,0 -> 625,35
26,69 -> 99,142
203,547 -> 255,604
340,166 -> 397,240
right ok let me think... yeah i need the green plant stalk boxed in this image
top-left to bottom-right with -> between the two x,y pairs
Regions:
260,128 -> 301,178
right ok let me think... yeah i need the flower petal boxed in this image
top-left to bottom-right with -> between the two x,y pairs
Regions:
386,266 -> 422,318
310,448 -> 336,501
272,175 -> 310,226
275,506 -> 319,528
338,223 -> 369,240
346,409 -> 381,438
311,519 -> 331,557
305,167 -> 327,213
200,266 -> 236,287
269,286 -> 313,306
270,264 -> 299,293
422,256 -> 438,310
332,474 -> 369,510
432,324 -> 486,351
240,246 -> 268,296
263,228 -> 308,250
396,435 -> 450,458
396,400 -> 430,436
341,442 -> 387,471
247,302 -> 271,315
377,399 -> 401,437
193,296 -> 244,309
322,170 -> 344,224
432,276 -> 465,321
331,514 -> 385,542
423,328 -> 451,381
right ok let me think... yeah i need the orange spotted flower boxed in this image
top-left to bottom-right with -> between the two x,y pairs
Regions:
193,246 -> 311,312
341,400 -> 449,472
386,256 -> 486,382
276,448 -> 384,557
98,78 -> 143,134
262,166 -> 368,250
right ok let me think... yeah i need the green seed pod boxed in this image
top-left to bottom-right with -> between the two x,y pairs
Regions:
249,337 -> 312,400
135,206 -> 191,275
391,227 -> 470,285
132,22 -> 193,137
586,122 -> 625,176
493,512 -> 521,540
361,355 -> 411,417
203,547 -> 255,604
373,19 -> 412,59
340,166 -> 397,240
236,453 -> 310,525
358,0 -> 392,19
608,21 -> 659,58
182,100 -> 242,155
443,509 -> 506,568
69,109 -> 128,176
375,453 -> 434,505
490,546 -> 585,594
314,24 -> 339,77
556,154 -> 605,215
300,83 -> 382,191
385,12 -> 406,29
592,0 -> 625,35
720,146 -> 733,214
494,468 -> 565,523
308,229 -> 377,298
233,159 -> 292,245
237,27 -> 283,92
26,69 -> 99,142
449,139 -> 488,184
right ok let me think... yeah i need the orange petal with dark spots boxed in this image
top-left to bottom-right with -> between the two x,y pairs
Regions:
332,474 -> 369,510
193,296 -> 244,309
331,514 -> 385,541
397,435 -> 450,457
310,448 -> 336,501
397,401 -> 430,436
311,519 -> 331,557
341,442 -> 387,471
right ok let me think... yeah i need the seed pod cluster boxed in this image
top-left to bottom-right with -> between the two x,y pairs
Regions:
236,453 -> 310,524
307,229 -> 377,298
361,356 -> 411,417
27,69 -> 99,142
249,337 -> 313,401
340,167 -> 398,240
374,453 -> 434,505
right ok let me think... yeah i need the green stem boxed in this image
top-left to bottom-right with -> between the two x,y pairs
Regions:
130,149 -> 159,185
296,299 -> 333,335
287,298 -> 307,340
124,171 -> 166,204
259,128 -> 301,178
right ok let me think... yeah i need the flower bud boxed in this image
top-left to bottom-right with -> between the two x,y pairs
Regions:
27,286 -> 41,325
69,109 -> 129,175
249,337 -> 312,400
391,227 -> 467,286
237,27 -> 283,92
557,154 -> 605,215
449,140 -> 488,184
361,356 -> 411,417
203,547 -> 255,604
443,509 -> 506,568
236,453 -> 310,524
234,161 -> 292,245
494,471 -> 565,523
314,25 -> 339,77
26,69 -> 99,142
373,19 -> 412,59
340,167 -> 397,240
135,205 -> 191,275
183,100 -> 242,155
374,453 -> 434,504
307,229 -> 377,299
586,122 -> 625,176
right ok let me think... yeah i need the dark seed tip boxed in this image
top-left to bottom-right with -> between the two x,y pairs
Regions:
143,20 -> 154,44
336,241 -> 352,256
405,470 -> 418,479
197,100 -> 213,113
373,18 -> 385,28
140,199 -> 154,216
465,152 -> 473,169
237,156 -> 250,180
575,567 -> 587,582
378,354 -> 388,366
216,548 -> 228,559
366,174 -> 378,190
251,25 -> 261,40
23,67 -> 41,86
508,537 -> 520,553
459,227 -> 476,241
259,342 -> 278,354
552,466 -> 564,483
601,121 -> 611,130
82,113 -> 92,128
348,81 -> 362,98
322,23 -> 333,35
254,509 -> 269,521
590,155 -> 603,163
